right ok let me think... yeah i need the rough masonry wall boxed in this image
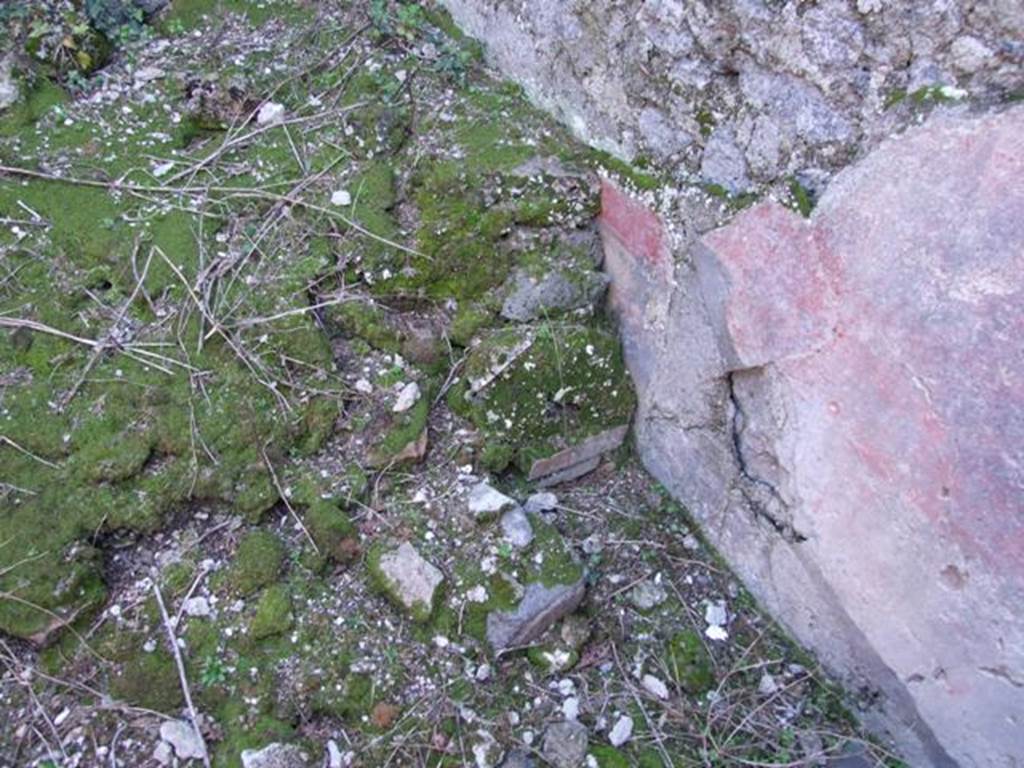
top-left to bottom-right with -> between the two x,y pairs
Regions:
437,2 -> 1024,765
439,0 -> 1022,195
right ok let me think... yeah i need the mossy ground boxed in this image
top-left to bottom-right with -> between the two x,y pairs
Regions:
0,2 -> 894,767
451,322 -> 636,473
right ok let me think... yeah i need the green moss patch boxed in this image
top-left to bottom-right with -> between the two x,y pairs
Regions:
224,531 -> 285,597
108,640 -> 184,712
304,501 -> 360,564
666,629 -> 715,694
590,745 -> 631,768
250,584 -> 293,640
328,300 -> 403,354
366,386 -> 431,468
450,323 -> 635,472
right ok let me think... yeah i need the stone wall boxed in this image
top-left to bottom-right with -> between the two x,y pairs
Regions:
440,0 -> 1022,196
438,2 -> 1024,765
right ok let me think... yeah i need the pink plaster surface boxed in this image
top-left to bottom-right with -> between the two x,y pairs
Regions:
600,107 -> 1024,767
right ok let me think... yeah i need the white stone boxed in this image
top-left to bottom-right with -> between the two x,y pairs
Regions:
256,101 -> 286,126
392,381 -> 421,413
950,36 -> 994,73
475,663 -> 492,682
629,580 -> 667,611
472,730 -> 502,768
608,715 -> 634,747
704,599 -> 728,627
159,720 -> 207,761
153,740 -> 173,766
705,624 -> 729,642
331,189 -> 352,206
641,674 -> 669,700
0,55 -> 19,111
354,378 -> 373,394
758,672 -> 779,696
326,740 -> 343,768
183,596 -> 212,617
562,696 -> 580,720
375,542 -> 444,618
467,482 -> 516,518
466,585 -> 489,603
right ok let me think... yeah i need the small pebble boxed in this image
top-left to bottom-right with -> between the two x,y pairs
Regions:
524,491 -> 558,514
562,696 -> 580,721
393,381 -> 421,413
608,715 -> 634,747
641,674 -> 669,700
256,101 -> 285,125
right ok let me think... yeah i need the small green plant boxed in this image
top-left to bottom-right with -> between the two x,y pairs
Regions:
165,17 -> 186,37
200,653 -> 227,686
65,69 -> 89,93
370,1 -> 427,43
434,44 -> 473,84
370,0 -> 390,34
696,108 -> 716,138
83,0 -> 143,38
0,3 -> 32,23
885,83 -> 968,110
395,3 -> 427,39
788,177 -> 815,218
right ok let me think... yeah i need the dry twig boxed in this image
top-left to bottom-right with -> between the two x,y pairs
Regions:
151,577 -> 211,768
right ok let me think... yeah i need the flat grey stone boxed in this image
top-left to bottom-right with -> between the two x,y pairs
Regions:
528,425 -> 628,485
628,580 -> 667,611
486,578 -> 586,653
501,507 -> 534,548
468,482 -> 517,519
524,492 -> 558,514
241,743 -> 310,768
159,720 -> 206,761
700,126 -> 751,194
499,748 -> 536,768
500,268 -> 607,323
541,721 -> 588,768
